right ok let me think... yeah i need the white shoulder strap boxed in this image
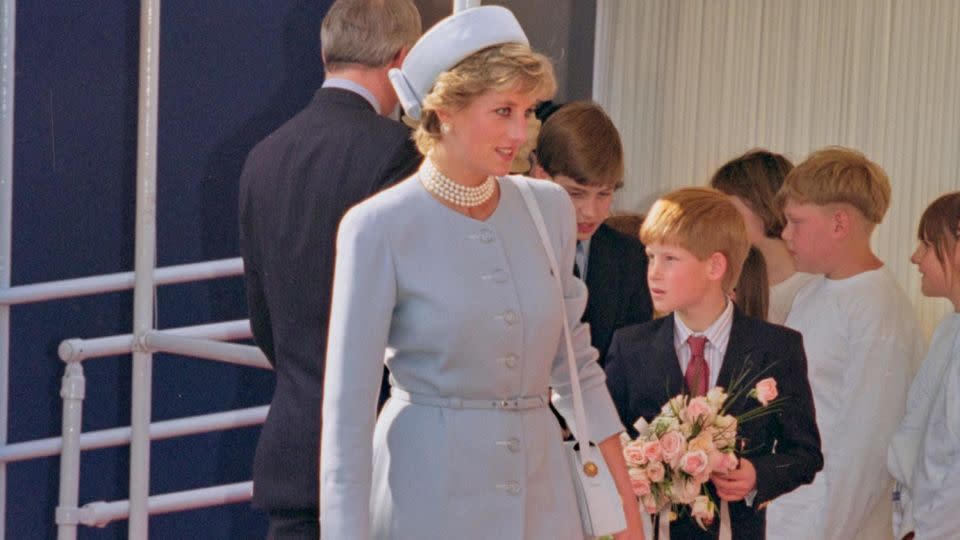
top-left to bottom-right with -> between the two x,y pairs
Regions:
514,178 -> 596,451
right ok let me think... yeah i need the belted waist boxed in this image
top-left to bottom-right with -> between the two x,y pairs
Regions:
390,388 -> 548,410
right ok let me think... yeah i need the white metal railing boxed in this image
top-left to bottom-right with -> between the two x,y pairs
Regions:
0,253 -> 262,539
0,257 -> 242,306
58,319 -> 251,363
0,0 -> 16,537
127,0 -> 161,535
0,404 -> 268,464
143,332 -> 270,370
80,481 -> 254,529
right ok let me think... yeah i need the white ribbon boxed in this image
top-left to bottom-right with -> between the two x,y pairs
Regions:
647,501 -> 731,540
719,500 -> 731,540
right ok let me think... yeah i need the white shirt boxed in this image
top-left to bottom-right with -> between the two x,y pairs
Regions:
673,299 -> 734,389
890,312 -> 960,539
766,267 -> 924,540
575,237 -> 591,278
768,271 -> 816,325
322,77 -> 381,114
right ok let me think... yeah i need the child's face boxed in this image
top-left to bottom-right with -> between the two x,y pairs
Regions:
781,200 -> 835,274
911,241 -> 950,298
551,175 -> 615,240
645,241 -> 715,314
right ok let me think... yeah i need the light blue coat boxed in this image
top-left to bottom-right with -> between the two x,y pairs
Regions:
319,174 -> 624,539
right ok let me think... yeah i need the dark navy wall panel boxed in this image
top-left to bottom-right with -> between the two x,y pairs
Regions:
9,1 -> 331,538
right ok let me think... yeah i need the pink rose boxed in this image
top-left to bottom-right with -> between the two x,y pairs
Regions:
640,492 -> 659,514
646,460 -> 666,482
683,397 -> 715,424
680,449 -> 709,477
641,440 -> 663,463
659,430 -> 687,467
687,432 -> 715,453
673,477 -> 702,504
662,395 -> 687,417
623,442 -> 647,467
754,377 -> 778,406
706,387 -> 728,408
628,467 -> 651,496
712,414 -> 738,449
691,495 -> 715,527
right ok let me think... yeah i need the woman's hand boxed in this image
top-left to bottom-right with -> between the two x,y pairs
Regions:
599,433 -> 646,540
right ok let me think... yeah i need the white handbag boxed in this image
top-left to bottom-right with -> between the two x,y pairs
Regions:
516,179 -> 628,538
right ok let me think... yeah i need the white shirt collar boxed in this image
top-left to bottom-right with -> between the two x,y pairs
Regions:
322,78 -> 381,114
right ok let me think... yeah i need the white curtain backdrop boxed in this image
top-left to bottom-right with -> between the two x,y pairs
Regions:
593,0 -> 960,337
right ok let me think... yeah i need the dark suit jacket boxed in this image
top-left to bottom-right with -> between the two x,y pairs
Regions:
583,223 -> 653,366
605,308 -> 823,539
238,87 -> 421,510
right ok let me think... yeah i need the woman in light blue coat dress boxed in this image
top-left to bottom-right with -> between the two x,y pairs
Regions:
319,6 -> 644,540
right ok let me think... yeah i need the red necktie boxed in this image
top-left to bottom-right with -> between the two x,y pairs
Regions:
685,335 -> 709,397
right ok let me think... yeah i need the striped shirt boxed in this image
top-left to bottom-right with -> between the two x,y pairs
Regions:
673,299 -> 734,389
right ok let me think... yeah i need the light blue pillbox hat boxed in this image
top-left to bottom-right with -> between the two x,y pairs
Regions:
388,5 -> 529,121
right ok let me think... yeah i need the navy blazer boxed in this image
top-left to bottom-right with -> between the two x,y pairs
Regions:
605,308 -> 823,539
239,88 -> 421,510
583,223 -> 653,366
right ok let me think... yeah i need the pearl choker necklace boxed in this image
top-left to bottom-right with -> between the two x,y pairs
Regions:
419,159 -> 497,207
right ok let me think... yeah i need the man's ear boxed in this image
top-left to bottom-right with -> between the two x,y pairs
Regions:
390,46 -> 411,69
707,252 -> 728,282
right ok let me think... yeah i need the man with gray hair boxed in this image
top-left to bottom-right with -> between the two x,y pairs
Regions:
238,0 -> 422,536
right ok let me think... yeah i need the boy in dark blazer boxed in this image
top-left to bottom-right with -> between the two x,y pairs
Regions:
531,101 -> 653,366
605,187 -> 822,539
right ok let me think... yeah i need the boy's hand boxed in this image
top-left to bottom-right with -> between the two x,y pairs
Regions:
710,457 -> 757,501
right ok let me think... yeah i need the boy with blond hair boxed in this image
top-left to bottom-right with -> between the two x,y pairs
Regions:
765,147 -> 925,540
605,187 -> 822,539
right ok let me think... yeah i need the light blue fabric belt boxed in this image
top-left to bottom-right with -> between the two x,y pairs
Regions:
391,388 -> 548,410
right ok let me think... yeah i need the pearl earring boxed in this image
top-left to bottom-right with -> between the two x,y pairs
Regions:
440,122 -> 451,134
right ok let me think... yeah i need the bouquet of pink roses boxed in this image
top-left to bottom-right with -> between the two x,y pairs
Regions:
620,377 -> 780,529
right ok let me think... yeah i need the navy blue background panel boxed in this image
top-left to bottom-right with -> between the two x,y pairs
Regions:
8,1 -> 331,538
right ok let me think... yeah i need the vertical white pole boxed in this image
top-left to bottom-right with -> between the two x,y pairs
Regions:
55,363 -> 85,540
453,0 -> 481,13
129,0 -> 161,537
0,1 -> 16,538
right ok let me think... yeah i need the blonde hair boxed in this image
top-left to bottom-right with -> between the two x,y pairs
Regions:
320,0 -> 421,71
917,191 -> 960,271
640,187 -> 749,292
776,146 -> 891,224
414,42 -> 557,155
535,101 -> 625,189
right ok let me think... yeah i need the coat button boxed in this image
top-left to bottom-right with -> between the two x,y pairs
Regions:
491,269 -> 508,283
502,310 -> 518,324
478,229 -> 495,243
496,437 -> 521,452
503,354 -> 518,368
500,481 -> 520,495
